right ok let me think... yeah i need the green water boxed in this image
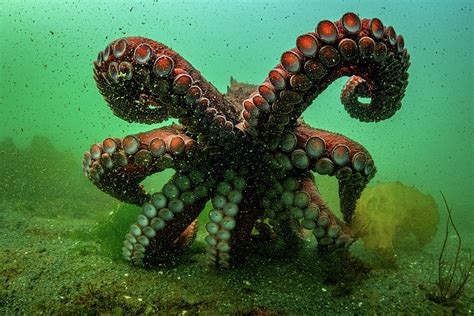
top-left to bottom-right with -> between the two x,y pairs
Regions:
0,0 -> 473,312
1,0 -> 472,215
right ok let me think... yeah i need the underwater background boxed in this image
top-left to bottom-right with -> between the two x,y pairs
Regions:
1,0 -> 473,314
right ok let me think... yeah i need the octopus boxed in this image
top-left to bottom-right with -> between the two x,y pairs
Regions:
83,12 -> 410,268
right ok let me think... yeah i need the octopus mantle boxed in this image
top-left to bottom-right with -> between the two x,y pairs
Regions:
83,12 -> 410,268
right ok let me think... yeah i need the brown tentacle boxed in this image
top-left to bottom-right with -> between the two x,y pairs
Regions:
142,201 -> 205,266
122,169 -> 212,266
293,122 -> 375,222
239,13 -> 410,137
94,37 -> 242,139
82,123 -> 199,205
299,174 -> 355,249
203,169 -> 250,268
227,188 -> 267,265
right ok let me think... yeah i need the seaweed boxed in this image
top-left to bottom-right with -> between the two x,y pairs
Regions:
428,192 -> 473,306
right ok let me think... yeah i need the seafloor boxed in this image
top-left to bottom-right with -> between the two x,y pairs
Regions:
1,199 -> 473,315
0,139 -> 472,315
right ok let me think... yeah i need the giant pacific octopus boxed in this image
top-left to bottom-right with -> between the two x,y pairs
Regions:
83,13 -> 410,267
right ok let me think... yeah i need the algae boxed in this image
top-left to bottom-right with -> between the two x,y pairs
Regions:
352,181 -> 439,260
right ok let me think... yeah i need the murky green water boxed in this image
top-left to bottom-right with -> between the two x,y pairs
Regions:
1,0 -> 472,213
1,0 -> 472,313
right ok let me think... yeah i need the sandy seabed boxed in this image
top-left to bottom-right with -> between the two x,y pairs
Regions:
1,199 -> 472,315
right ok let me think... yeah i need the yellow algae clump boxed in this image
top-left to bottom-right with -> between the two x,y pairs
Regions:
352,181 -> 439,259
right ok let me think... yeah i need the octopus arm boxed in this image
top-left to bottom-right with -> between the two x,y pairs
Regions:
93,37 -> 242,141
239,13 -> 410,137
293,122 -> 375,222
123,169 -> 212,266
258,169 -> 355,250
298,173 -> 355,249
202,169 -> 250,268
82,124 -> 199,205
